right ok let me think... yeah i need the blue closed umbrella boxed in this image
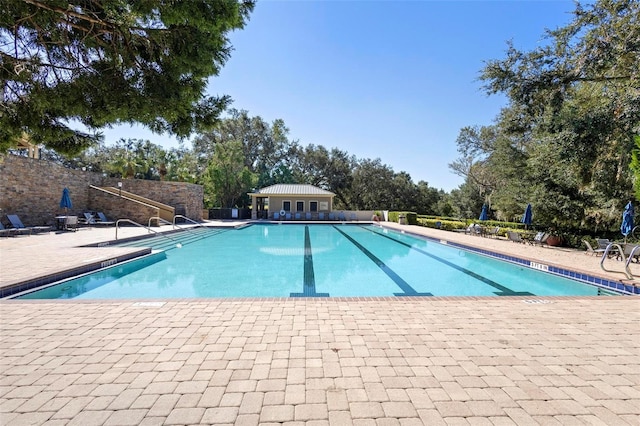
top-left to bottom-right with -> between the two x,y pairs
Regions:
621,201 -> 634,240
59,187 -> 72,214
479,204 -> 488,221
521,203 -> 533,229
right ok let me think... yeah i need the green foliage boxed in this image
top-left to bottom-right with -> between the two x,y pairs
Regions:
203,140 -> 256,208
417,218 -> 467,231
631,136 -> 640,200
387,212 -> 417,225
449,0 -> 638,235
1,0 -> 254,154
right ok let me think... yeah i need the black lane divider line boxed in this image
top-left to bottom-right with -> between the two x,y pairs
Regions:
334,226 -> 432,297
362,226 -> 533,296
291,225 -> 329,297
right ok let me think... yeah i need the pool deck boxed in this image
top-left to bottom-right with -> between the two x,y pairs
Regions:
1,221 -> 639,425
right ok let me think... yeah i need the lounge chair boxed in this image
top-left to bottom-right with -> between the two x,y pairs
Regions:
6,214 -> 50,234
0,222 -> 18,237
318,212 -> 325,220
596,238 -> 621,257
295,212 -> 301,220
285,213 -> 292,220
96,212 -> 115,226
273,212 -> 280,220
338,212 -> 346,221
507,231 -> 525,243
305,212 -> 312,220
583,240 -> 606,256
487,226 -> 501,238
468,224 -> 483,236
529,232 -> 549,246
328,213 -> 335,221
617,243 -> 640,263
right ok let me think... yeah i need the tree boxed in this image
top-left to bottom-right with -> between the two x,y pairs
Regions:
192,109 -> 298,187
455,0 -> 639,233
291,145 -> 355,207
1,0 -> 255,154
203,140 -> 256,208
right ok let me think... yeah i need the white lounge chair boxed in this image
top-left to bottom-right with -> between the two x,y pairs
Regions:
507,231 -> 525,243
583,240 -> 606,256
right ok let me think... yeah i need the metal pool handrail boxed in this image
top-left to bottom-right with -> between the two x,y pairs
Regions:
600,242 -> 633,280
115,219 -> 181,247
173,215 -> 202,229
147,215 -> 210,243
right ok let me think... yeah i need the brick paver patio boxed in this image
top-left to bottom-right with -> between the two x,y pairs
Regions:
1,297 -> 638,425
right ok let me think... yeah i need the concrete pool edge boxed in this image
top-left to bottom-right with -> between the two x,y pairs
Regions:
0,248 -> 151,298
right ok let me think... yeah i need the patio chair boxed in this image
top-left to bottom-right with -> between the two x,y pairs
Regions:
273,212 -> 280,220
583,240 -> 606,256
305,212 -> 312,220
0,222 -> 19,237
617,243 -> 640,263
529,232 -> 549,247
6,214 -> 50,234
96,212 -> 115,226
318,212 -> 325,220
64,215 -> 79,232
338,212 -> 346,221
467,224 -> 483,236
285,212 -> 292,220
596,239 -> 611,250
507,231 -> 525,243
328,212 -> 335,221
295,212 -> 301,220
487,226 -> 501,238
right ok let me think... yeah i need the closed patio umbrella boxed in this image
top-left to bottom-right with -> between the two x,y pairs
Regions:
621,201 -> 634,241
479,204 -> 488,221
521,203 -> 533,229
59,187 -> 72,215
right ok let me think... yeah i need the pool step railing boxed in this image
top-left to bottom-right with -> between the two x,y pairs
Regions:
115,227 -> 225,251
600,242 -> 634,280
115,232 -> 206,251
115,218 -> 184,246
114,227 -> 217,248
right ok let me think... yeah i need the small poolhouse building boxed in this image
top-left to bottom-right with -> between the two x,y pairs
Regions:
248,184 -> 336,220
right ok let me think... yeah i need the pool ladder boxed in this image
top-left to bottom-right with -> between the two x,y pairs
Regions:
599,242 -> 639,280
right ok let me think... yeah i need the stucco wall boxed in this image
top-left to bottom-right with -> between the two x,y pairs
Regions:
267,195 -> 334,213
0,155 -> 203,227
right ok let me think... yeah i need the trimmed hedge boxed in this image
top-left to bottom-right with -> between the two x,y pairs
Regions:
388,211 -> 418,225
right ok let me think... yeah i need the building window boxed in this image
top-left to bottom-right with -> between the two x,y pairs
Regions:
296,201 -> 304,212
283,201 -> 291,212
310,201 -> 318,212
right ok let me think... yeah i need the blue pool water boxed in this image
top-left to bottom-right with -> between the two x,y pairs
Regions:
18,224 -> 604,299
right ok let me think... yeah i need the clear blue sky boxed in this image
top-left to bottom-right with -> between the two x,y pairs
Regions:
104,0 -> 577,191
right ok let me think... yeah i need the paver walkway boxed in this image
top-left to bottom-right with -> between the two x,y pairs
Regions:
1,298 -> 638,425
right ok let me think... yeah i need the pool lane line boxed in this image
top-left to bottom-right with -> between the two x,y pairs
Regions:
333,226 -> 433,297
362,226 -> 533,296
290,225 -> 329,297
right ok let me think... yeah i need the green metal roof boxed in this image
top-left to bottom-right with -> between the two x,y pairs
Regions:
250,184 -> 335,196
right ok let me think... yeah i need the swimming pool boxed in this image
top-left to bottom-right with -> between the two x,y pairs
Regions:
18,224 -> 610,299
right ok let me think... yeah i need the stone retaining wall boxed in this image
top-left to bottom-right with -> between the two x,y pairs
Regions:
0,155 -> 203,227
